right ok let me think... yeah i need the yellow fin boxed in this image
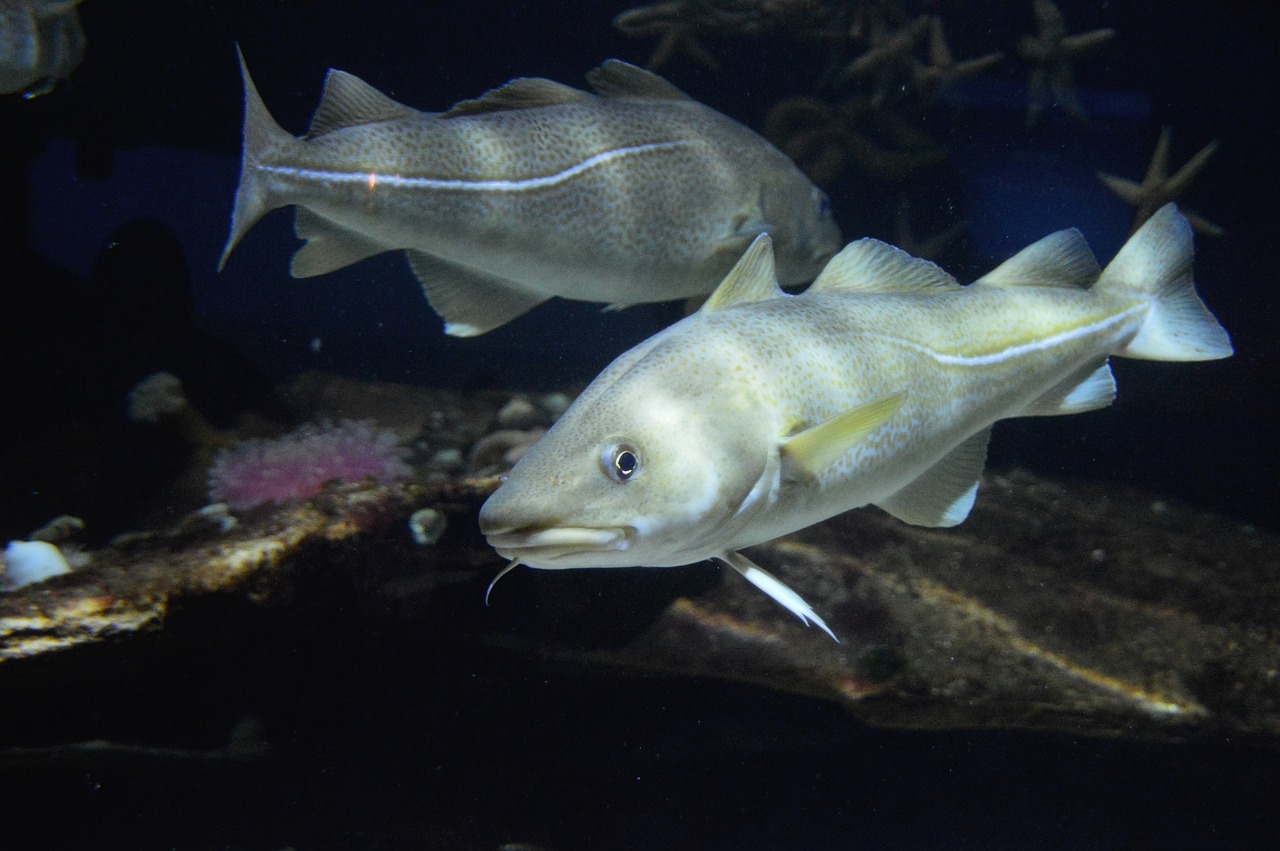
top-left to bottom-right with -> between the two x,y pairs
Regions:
307,69 -> 416,137
700,234 -> 782,312
443,77 -> 592,117
975,228 -> 1100,289
585,59 -> 691,101
808,239 -> 959,294
781,392 -> 906,478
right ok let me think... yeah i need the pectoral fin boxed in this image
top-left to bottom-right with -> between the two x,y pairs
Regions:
718,551 -> 838,641
291,209 -> 388,277
781,393 -> 906,479
712,229 -> 767,261
405,251 -> 548,336
711,204 -> 773,259
876,427 -> 991,527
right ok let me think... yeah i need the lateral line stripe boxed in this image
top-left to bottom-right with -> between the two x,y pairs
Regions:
880,304 -> 1145,366
259,140 -> 694,192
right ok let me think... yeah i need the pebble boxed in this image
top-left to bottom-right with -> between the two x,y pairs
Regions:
409,508 -> 448,546
497,396 -> 541,429
540,391 -> 572,419
427,447 -> 464,472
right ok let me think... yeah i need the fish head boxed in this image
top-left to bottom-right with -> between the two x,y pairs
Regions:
758,177 -> 842,285
479,337 -> 775,569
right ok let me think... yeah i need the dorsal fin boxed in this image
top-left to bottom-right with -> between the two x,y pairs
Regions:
443,77 -> 593,117
701,234 -> 782,312
975,228 -> 1101,289
585,59 -> 692,101
37,0 -> 83,19
808,238 -> 960,294
307,69 -> 417,137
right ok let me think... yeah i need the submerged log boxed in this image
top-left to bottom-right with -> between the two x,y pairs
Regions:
1,381 -> 1276,744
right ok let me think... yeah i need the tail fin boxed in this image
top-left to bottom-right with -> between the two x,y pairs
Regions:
1096,203 -> 1233,361
217,46 -> 297,272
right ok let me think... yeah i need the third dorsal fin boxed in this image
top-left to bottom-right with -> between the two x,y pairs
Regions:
975,228 -> 1101,289
443,77 -> 593,117
307,69 -> 417,137
701,234 -> 783,312
808,239 -> 960,294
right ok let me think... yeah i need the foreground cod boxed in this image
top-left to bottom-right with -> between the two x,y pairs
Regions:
480,205 -> 1232,639
219,52 -> 839,335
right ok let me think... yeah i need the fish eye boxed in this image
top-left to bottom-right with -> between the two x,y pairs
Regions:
601,441 -> 641,483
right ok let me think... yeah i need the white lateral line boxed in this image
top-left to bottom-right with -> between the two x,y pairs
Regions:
883,304 -> 1145,366
259,140 -> 695,192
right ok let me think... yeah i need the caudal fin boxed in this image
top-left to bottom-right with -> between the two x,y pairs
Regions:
1096,204 -> 1232,361
217,46 -> 296,272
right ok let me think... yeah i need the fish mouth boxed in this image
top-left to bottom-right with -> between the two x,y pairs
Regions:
483,524 -> 632,564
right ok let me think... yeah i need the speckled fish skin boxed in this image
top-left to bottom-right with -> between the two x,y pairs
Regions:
219,51 -> 841,336
479,205 -> 1232,638
0,0 -> 85,97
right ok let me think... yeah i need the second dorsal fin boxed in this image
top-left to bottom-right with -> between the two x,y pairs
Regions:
701,234 -> 783,312
443,77 -> 593,117
808,238 -> 960,294
975,228 -> 1101,289
585,59 -> 692,101
307,69 -> 417,137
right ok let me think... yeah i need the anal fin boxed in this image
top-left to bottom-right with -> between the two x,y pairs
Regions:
1023,360 -> 1116,416
876,427 -> 991,527
291,209 -> 388,277
405,250 -> 548,336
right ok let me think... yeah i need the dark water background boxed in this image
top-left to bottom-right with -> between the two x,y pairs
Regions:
1,1 -> 1278,848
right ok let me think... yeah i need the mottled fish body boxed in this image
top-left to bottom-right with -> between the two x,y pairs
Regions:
219,51 -> 840,335
0,0 -> 84,97
479,205 -> 1232,638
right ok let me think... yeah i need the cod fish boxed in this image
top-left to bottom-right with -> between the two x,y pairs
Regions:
479,204 -> 1232,639
219,52 -> 840,336
0,0 -> 84,97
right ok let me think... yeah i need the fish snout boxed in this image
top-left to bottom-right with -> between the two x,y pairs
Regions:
477,485 -> 540,534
